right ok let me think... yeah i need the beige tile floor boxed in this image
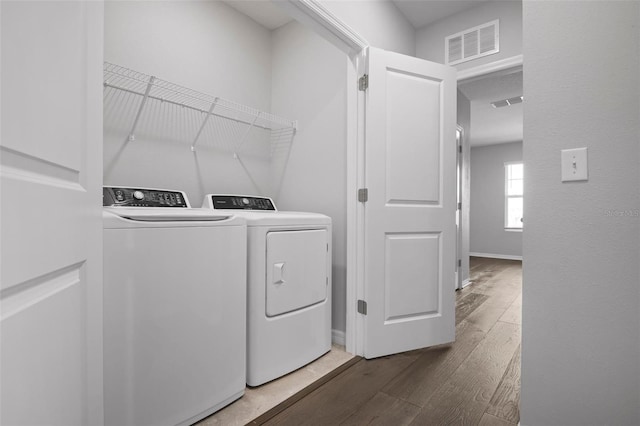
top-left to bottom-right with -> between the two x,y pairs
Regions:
196,345 -> 354,426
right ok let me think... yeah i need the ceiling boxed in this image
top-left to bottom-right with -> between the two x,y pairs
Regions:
390,0 -> 490,29
223,0 -> 292,30
223,0 -> 492,32
222,0 -> 523,147
458,69 -> 523,146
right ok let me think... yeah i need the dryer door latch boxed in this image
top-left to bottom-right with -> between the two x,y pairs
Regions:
273,262 -> 285,285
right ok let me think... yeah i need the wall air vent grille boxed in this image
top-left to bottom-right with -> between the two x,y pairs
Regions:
446,20 -> 499,65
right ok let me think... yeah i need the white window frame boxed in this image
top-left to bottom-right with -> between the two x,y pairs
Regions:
505,161 -> 523,231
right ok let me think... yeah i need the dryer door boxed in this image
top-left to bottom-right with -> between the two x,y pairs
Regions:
266,229 -> 328,317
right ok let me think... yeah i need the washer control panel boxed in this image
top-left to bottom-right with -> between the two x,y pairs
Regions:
208,195 -> 276,211
103,187 -> 189,208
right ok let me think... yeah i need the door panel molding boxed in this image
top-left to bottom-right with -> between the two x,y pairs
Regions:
1,146 -> 82,189
1,263 -> 84,321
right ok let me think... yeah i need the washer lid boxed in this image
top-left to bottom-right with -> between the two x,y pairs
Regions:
103,207 -> 244,229
104,207 -> 231,222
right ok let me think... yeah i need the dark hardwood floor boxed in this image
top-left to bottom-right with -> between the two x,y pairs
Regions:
250,257 -> 522,426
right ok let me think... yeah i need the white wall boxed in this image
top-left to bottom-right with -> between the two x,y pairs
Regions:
470,141 -> 522,258
415,0 -> 522,70
105,1 -> 271,109
520,2 -> 640,425
271,20 -> 348,335
104,3 -> 351,336
104,1 -> 275,204
320,0 -> 415,55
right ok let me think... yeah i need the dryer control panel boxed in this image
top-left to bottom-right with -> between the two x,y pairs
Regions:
103,187 -> 189,208
207,195 -> 276,211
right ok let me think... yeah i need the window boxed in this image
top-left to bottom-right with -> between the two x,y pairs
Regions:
505,162 -> 523,229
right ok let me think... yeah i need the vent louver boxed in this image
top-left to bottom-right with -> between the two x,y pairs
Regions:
446,20 -> 499,65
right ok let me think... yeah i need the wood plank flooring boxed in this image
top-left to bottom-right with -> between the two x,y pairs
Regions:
251,257 -> 522,426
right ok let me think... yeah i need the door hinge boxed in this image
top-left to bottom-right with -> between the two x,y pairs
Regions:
458,202 -> 462,210
458,145 -> 462,153
358,74 -> 369,91
357,299 -> 368,315
358,188 -> 368,203
458,259 -> 462,268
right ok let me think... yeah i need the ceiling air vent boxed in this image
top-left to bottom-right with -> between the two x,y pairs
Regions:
491,96 -> 523,108
446,20 -> 499,65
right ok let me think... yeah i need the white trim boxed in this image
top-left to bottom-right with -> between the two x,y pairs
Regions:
332,329 -> 346,347
457,54 -> 523,82
274,0 -> 368,57
461,279 -> 472,289
353,48 -> 368,357
456,126 -> 464,291
345,50 -> 366,356
470,252 -> 523,261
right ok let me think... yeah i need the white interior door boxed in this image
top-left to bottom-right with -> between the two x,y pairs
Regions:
362,47 -> 456,359
1,2 -> 104,425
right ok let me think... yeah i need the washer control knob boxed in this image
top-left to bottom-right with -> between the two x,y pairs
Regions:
133,191 -> 145,200
242,197 -> 250,205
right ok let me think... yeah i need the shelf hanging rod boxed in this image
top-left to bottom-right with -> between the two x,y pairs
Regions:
104,82 -> 293,131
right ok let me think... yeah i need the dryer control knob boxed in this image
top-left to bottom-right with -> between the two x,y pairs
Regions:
242,198 -> 250,205
133,191 -> 145,200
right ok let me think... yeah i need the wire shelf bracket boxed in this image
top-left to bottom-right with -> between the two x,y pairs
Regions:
128,75 -> 155,142
191,98 -> 219,152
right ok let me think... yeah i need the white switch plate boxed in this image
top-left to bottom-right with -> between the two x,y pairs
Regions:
561,147 -> 588,182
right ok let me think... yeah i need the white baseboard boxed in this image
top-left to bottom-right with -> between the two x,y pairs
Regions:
470,252 -> 523,261
332,329 -> 346,346
461,278 -> 472,289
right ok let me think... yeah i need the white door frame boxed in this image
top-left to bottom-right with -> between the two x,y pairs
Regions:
275,0 -> 368,355
456,125 -> 464,291
276,0 -> 523,356
455,54 -> 523,293
457,54 -> 524,82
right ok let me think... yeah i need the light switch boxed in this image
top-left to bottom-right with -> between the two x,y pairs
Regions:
561,147 -> 588,182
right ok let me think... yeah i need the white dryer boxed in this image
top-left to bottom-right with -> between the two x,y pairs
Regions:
203,194 -> 332,386
103,187 -> 247,426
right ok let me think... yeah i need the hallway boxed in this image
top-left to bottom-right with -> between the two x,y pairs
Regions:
251,257 -> 522,425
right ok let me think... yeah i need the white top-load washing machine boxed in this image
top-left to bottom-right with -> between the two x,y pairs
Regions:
203,194 -> 332,387
103,187 -> 247,426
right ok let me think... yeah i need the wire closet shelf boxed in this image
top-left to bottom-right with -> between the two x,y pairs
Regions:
103,62 -> 297,151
